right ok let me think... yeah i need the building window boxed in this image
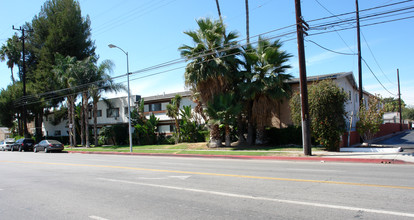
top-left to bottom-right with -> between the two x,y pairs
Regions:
107,108 -> 120,118
54,130 -> 61,136
170,124 -> 175,133
149,103 -> 161,112
97,110 -> 102,117
124,106 -> 133,114
348,91 -> 351,100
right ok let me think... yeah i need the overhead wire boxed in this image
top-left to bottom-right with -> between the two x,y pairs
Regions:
12,1 -> 414,106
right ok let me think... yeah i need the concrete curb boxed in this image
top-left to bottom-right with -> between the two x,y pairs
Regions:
67,151 -> 413,164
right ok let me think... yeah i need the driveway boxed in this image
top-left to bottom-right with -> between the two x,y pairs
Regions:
374,129 -> 414,153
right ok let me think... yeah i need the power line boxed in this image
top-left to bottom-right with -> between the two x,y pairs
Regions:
361,57 -> 397,96
13,2 -> 414,106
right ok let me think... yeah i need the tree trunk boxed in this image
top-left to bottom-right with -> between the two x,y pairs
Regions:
208,124 -> 221,148
72,99 -> 77,147
93,100 -> 98,147
83,92 -> 90,148
80,95 -> 85,147
237,113 -> 245,143
247,100 -> 254,145
175,118 -> 180,144
18,112 -> 23,136
255,127 -> 265,145
67,97 -> 73,147
225,124 -> 231,147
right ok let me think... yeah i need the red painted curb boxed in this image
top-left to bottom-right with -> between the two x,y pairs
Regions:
66,151 -> 412,164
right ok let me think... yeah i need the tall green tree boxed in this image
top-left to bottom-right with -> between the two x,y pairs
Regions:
179,18 -> 240,147
166,94 -> 182,144
240,37 -> 292,145
357,96 -> 385,142
291,80 -> 348,151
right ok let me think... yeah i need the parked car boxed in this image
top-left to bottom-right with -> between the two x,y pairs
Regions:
12,138 -> 35,152
34,140 -> 64,153
1,140 -> 15,151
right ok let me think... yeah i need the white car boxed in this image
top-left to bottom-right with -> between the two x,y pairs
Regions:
0,140 -> 15,151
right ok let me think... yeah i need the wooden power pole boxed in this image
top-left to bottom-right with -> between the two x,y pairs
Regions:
397,69 -> 403,131
356,0 -> 363,107
294,0 -> 312,156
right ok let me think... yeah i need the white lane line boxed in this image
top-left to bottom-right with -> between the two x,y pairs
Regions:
89,215 -> 109,220
98,177 -> 414,218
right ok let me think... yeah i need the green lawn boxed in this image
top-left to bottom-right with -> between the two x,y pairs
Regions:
64,143 -> 325,156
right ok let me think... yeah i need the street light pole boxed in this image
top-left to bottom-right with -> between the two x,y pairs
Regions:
108,44 -> 133,152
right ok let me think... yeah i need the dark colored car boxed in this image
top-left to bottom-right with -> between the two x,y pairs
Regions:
34,140 -> 64,153
12,138 -> 35,152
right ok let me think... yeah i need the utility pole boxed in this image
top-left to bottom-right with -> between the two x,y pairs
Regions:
245,0 -> 250,44
13,25 -> 32,137
356,0 -> 363,107
294,0 -> 312,156
397,69 -> 402,131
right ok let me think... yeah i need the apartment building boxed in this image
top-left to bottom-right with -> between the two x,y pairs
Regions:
42,91 -> 194,137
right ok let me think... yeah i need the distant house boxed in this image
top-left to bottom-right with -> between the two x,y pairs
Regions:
0,127 -> 11,141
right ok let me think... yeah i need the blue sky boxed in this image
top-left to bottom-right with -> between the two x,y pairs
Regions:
1,0 -> 413,106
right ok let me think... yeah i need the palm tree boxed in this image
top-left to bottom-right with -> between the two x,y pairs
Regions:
0,35 -> 21,83
206,93 -> 241,147
240,37 -> 293,144
179,18 -> 240,147
53,55 -> 79,146
89,59 -> 125,147
166,94 -> 182,144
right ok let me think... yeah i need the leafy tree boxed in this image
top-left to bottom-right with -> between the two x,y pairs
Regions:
134,114 -> 159,145
290,80 -> 348,151
179,105 -> 206,143
166,94 -> 182,144
206,93 -> 242,147
403,106 -> 414,121
357,96 -> 385,142
179,18 -> 240,147
383,97 -> 405,112
0,83 -> 23,128
240,37 -> 292,145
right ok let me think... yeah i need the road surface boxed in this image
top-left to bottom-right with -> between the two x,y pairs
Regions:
1,151 -> 413,219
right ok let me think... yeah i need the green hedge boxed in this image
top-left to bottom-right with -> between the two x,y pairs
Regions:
265,126 -> 303,145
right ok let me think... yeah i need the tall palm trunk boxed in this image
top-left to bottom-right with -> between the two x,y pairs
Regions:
255,127 -> 265,145
245,0 -> 250,44
225,124 -> 231,147
80,96 -> 85,147
93,99 -> 98,147
83,92 -> 90,147
72,100 -> 77,146
208,124 -> 222,148
67,97 -> 73,147
247,100 -> 255,145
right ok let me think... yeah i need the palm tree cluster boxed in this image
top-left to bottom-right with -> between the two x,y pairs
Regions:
52,55 -> 124,147
179,18 -> 293,147
0,0 -> 124,146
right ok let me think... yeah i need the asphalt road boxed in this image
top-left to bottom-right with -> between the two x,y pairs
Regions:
375,130 -> 414,153
1,152 -> 413,219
